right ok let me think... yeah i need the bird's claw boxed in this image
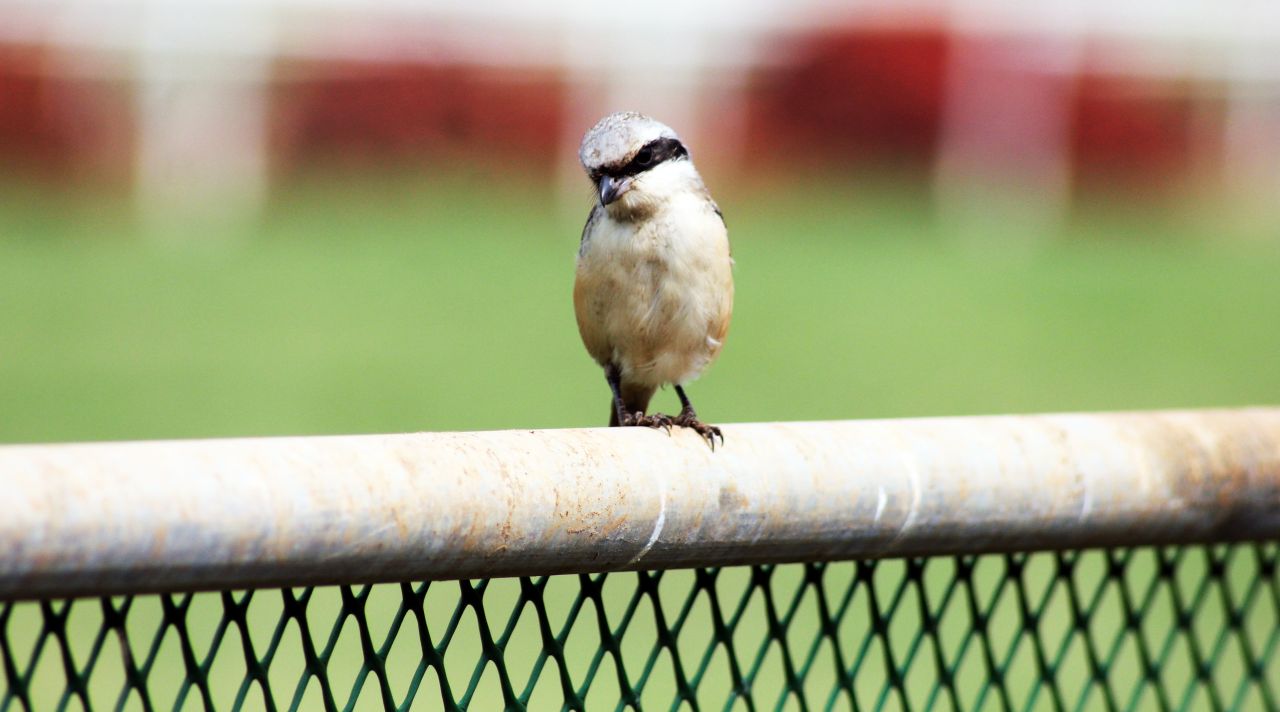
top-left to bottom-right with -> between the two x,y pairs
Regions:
619,408 -> 723,449
621,411 -> 674,434
674,408 -> 724,450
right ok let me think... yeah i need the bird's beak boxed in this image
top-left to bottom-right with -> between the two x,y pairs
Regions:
598,175 -> 632,205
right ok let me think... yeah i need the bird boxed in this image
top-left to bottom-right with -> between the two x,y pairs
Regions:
573,112 -> 733,447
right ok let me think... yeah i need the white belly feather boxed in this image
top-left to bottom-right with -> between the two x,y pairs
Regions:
575,194 -> 733,388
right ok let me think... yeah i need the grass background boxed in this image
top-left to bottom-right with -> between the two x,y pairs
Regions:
1,172 -> 1278,709
2,172 -> 1279,444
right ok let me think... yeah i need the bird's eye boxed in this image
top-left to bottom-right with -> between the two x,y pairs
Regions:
635,148 -> 653,166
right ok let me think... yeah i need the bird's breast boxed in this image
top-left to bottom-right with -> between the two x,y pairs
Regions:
574,198 -> 733,386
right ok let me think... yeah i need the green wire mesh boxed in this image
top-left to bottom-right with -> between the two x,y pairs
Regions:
2,543 -> 1277,711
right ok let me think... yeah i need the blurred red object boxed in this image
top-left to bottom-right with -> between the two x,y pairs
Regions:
746,28 -> 949,170
272,61 -> 567,172
0,45 -> 74,173
1071,73 -> 1199,192
0,44 -> 133,182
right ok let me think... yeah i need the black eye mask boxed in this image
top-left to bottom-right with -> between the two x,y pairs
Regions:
595,137 -> 688,181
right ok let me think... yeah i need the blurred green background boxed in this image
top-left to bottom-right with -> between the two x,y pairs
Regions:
5,8 -> 1280,444
2,170 -> 1278,444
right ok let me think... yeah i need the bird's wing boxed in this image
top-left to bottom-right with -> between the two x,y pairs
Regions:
578,203 -> 603,257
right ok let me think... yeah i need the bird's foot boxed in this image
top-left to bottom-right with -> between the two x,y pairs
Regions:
674,406 -> 723,450
620,411 -> 674,433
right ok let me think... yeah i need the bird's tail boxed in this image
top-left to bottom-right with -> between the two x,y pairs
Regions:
608,383 -> 656,427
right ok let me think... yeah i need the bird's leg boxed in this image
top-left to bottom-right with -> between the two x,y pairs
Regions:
605,364 -> 629,427
673,385 -> 723,448
606,365 -> 672,432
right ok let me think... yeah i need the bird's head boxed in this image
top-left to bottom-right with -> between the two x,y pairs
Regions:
579,112 -> 698,220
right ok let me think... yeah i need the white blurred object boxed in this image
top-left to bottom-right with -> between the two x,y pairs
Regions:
132,3 -> 274,242
934,19 -> 1081,245
1222,44 -> 1280,236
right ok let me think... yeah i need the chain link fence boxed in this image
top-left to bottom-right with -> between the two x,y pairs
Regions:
4,542 -> 1276,711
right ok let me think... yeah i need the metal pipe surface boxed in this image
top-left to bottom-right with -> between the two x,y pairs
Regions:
1,408 -> 1278,600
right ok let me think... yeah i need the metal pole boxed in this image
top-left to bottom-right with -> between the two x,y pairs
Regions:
1,408 -> 1278,600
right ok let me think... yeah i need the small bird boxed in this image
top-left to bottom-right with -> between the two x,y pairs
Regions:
573,112 -> 733,447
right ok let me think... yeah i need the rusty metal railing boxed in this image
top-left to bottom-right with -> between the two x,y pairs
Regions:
2,408 -> 1277,601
